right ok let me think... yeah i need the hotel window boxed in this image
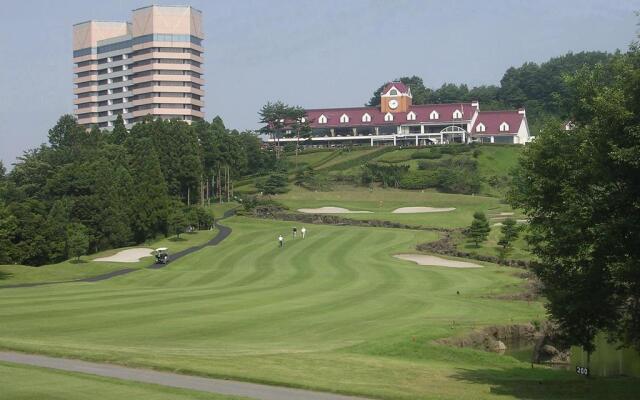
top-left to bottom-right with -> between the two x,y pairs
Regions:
499,122 -> 509,132
362,113 -> 371,122
340,114 -> 349,123
318,114 -> 327,124
384,112 -> 393,122
430,110 -> 439,120
453,109 -> 462,119
407,111 -> 416,121
476,123 -> 486,133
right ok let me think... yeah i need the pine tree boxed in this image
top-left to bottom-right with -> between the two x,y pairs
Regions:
167,208 -> 188,239
467,211 -> 491,247
126,135 -> 170,242
496,218 -> 520,260
110,114 -> 128,145
66,223 -> 89,262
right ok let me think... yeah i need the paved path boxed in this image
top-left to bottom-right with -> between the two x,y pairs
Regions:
0,351 -> 369,400
0,208 -> 237,289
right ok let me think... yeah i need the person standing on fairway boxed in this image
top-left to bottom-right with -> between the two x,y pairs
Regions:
301,227 -> 306,238
292,227 -> 297,239
278,235 -> 284,248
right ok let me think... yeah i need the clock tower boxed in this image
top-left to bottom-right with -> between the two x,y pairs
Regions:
380,82 -> 412,113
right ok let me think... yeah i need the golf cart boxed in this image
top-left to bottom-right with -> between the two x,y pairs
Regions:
153,247 -> 169,264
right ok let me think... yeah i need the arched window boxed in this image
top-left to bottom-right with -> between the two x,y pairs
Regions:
430,110 -> 439,120
475,123 -> 486,133
362,113 -> 371,123
407,111 -> 416,121
390,89 -> 398,96
384,112 -> 394,122
318,114 -> 327,124
499,122 -> 509,132
453,109 -> 462,119
340,114 -> 349,123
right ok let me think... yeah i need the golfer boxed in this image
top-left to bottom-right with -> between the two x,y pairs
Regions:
301,227 -> 306,238
278,235 -> 284,248
292,227 -> 297,239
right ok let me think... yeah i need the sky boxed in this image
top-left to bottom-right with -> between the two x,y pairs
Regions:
0,0 -> 637,166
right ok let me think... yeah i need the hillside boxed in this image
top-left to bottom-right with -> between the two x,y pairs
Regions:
282,144 -> 522,197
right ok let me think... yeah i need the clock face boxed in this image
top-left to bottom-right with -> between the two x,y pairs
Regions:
388,99 -> 399,109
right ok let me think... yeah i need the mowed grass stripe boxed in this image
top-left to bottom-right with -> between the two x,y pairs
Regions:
0,217 -> 571,400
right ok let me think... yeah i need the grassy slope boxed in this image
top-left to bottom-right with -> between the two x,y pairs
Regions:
277,185 -> 513,229
1,217 -> 636,399
0,362 -> 244,400
0,229 -> 219,287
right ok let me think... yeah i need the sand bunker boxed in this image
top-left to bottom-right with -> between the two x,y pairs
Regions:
297,207 -> 373,214
93,248 -> 154,263
394,254 -> 483,268
392,207 -> 455,213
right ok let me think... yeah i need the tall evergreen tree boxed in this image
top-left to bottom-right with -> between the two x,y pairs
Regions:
110,114 -> 128,145
126,135 -> 170,242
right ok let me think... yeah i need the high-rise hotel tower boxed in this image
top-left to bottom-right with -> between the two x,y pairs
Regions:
72,5 -> 204,129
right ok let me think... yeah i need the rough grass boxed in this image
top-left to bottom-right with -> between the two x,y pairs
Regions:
0,361 -> 244,400
1,217 -> 635,399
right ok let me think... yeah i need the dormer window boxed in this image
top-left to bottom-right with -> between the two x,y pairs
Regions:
318,114 -> 327,124
475,123 -> 486,133
499,122 -> 509,132
430,110 -> 439,120
453,109 -> 463,119
407,111 -> 416,121
340,114 -> 349,123
390,89 -> 398,96
384,112 -> 394,122
362,113 -> 371,123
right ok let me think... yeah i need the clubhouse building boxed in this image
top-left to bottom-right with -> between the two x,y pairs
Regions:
268,82 -> 530,146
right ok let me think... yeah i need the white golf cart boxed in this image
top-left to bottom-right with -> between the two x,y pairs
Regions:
153,247 -> 169,264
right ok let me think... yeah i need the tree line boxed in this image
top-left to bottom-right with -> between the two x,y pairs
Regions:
509,40 -> 640,354
0,115 -> 277,266
367,51 -> 614,132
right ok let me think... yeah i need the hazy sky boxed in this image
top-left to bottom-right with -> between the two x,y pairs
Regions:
0,0 -> 637,165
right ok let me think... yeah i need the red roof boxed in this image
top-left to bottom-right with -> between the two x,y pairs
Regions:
381,82 -> 409,95
470,110 -> 525,135
305,103 -> 477,128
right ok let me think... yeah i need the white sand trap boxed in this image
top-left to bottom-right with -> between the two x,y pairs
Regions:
392,207 -> 455,213
297,207 -> 373,214
394,254 -> 483,268
93,248 -> 154,263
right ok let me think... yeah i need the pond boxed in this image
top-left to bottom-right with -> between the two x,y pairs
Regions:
571,335 -> 640,378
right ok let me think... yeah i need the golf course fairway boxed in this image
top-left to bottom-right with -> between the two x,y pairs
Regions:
1,217 -> 638,399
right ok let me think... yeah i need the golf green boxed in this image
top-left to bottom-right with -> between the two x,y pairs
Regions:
0,217 -> 637,399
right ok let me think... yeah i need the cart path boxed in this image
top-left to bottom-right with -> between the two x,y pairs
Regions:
0,208 -> 237,289
0,351 -> 369,400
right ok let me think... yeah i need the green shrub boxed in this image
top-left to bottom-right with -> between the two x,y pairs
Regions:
256,173 -> 289,194
399,171 -> 439,189
411,149 -> 442,159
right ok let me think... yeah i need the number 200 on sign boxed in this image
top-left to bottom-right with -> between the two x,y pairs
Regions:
576,366 -> 589,376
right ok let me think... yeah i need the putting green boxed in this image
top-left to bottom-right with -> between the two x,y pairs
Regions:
0,218 -> 637,399
276,186 -> 515,229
